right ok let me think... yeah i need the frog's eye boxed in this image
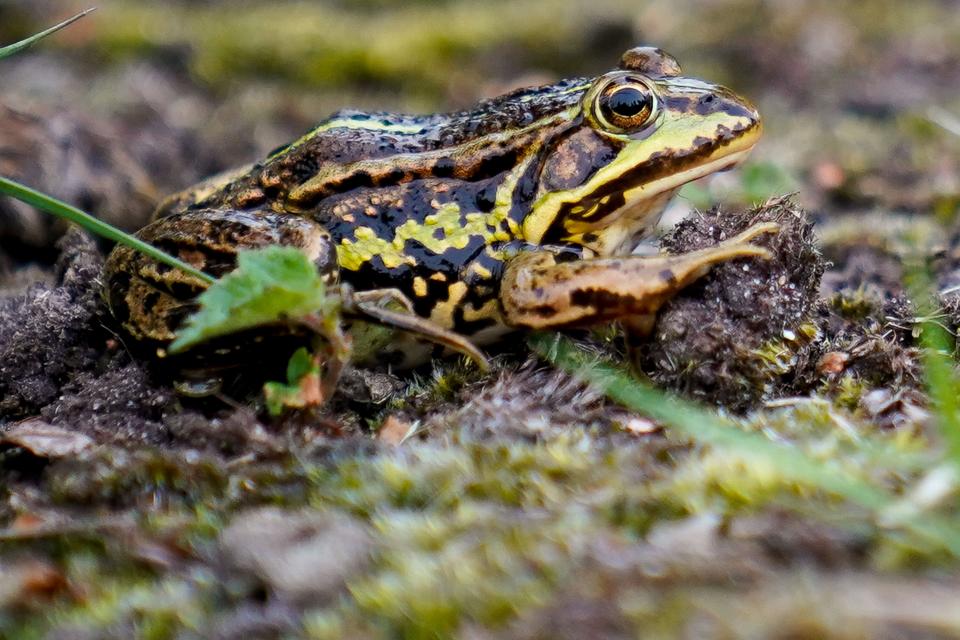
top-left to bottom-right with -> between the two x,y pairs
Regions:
593,78 -> 658,133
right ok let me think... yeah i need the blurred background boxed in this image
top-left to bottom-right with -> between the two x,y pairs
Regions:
1,0 -> 958,258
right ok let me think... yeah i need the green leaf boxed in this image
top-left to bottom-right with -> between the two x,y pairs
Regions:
285,346 -> 316,384
169,246 -> 338,353
263,347 -> 322,415
0,9 -> 96,60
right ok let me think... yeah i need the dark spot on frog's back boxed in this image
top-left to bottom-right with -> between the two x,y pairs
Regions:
475,148 -> 518,180
287,156 -> 322,184
403,236 -> 486,274
432,157 -> 455,178
475,181 -> 497,212
336,171 -> 375,192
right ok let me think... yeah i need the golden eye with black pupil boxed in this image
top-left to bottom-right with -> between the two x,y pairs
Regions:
594,79 -> 657,133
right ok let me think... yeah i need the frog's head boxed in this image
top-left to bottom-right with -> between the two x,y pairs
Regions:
523,47 -> 761,255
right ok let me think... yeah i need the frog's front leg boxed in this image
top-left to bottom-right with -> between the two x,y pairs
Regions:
500,222 -> 779,334
341,285 -> 490,369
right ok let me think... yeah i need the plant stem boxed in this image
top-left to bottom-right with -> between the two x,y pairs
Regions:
0,8 -> 97,60
0,176 -> 214,284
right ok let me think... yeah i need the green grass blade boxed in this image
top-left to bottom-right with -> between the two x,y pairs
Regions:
530,333 -> 960,555
919,322 -> 960,462
0,176 -> 214,285
0,8 -> 96,60
905,265 -> 960,467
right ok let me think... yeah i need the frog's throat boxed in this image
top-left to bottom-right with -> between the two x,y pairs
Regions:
568,147 -> 754,256
576,146 -> 753,234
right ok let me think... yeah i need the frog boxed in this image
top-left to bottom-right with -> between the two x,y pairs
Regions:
103,46 -> 772,374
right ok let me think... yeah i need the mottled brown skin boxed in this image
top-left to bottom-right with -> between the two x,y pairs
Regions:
104,46 -> 767,368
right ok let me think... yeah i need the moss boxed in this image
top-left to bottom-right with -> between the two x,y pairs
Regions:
381,356 -> 497,422
0,402 -> 953,639
45,448 -> 229,509
749,321 -> 821,386
829,374 -> 871,411
291,436 -> 656,635
41,575 -> 214,640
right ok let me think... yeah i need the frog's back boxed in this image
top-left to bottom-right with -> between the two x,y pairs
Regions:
150,82 -> 592,324
181,78 -> 589,214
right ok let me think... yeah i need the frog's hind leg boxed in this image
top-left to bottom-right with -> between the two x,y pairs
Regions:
103,207 -> 338,344
500,221 -> 778,332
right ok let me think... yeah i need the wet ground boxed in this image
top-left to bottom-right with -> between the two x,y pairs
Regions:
1,1 -> 960,638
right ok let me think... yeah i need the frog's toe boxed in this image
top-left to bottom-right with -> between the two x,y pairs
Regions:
722,221 -> 780,246
711,242 -> 773,261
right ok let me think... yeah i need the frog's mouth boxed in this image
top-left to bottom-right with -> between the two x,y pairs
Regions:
605,147 -> 754,248
622,145 -> 756,206
559,124 -> 760,256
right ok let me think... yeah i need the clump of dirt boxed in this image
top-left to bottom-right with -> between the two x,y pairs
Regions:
0,229 -> 107,418
40,363 -> 175,445
815,292 -> 922,395
638,197 -> 825,411
810,213 -> 939,415
0,228 -> 182,447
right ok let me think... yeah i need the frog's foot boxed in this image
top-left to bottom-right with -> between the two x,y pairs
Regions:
717,221 -> 780,248
342,286 -> 490,370
501,221 -> 778,331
